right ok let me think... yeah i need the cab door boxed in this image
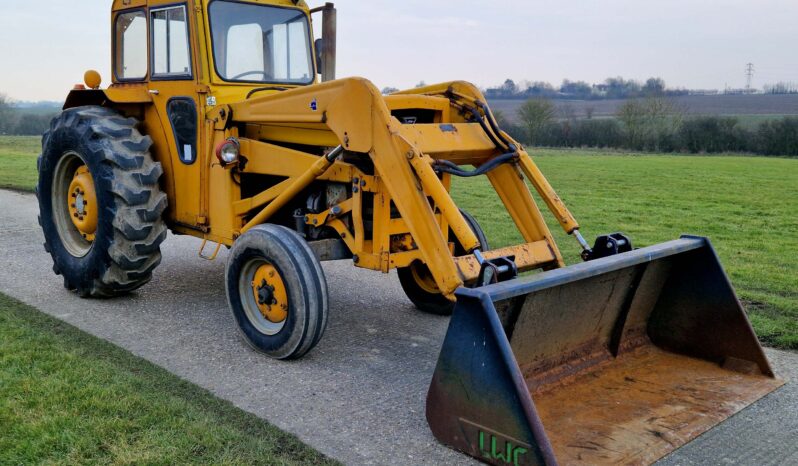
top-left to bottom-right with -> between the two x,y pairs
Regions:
146,1 -> 205,229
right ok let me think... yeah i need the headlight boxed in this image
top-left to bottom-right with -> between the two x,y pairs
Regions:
216,138 -> 240,165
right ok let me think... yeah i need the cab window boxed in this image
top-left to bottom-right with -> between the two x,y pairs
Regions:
209,1 -> 313,84
115,10 -> 148,80
151,5 -> 192,79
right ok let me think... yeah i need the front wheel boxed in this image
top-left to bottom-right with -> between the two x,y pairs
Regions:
226,225 -> 329,360
398,209 -> 489,316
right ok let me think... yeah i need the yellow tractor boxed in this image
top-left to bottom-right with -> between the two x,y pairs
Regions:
38,1 -> 783,464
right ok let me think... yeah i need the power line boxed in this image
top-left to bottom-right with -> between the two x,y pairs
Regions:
745,62 -> 755,93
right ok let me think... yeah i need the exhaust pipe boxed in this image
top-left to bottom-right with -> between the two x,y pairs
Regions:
312,3 -> 337,82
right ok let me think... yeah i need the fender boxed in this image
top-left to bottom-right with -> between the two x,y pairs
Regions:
63,85 -> 153,110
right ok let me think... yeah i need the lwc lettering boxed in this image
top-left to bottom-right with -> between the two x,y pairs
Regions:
479,431 -> 528,466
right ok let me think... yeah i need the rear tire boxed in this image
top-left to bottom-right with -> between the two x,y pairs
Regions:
37,106 -> 167,298
226,225 -> 329,360
398,209 -> 489,316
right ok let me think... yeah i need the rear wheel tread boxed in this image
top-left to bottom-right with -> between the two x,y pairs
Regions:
38,106 -> 167,298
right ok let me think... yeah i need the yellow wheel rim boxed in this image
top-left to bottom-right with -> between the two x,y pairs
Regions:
251,263 -> 289,324
410,262 -> 441,295
67,165 -> 98,242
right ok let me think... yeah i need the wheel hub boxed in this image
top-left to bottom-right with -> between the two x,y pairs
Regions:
411,262 -> 441,294
251,263 -> 288,323
67,165 -> 97,241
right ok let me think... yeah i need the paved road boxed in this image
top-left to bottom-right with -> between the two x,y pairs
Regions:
1,189 -> 796,465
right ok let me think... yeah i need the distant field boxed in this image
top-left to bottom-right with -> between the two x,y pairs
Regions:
1,137 -> 796,348
491,93 -> 798,123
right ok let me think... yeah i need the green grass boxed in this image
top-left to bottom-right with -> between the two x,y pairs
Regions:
0,293 -> 336,465
0,135 -> 40,191
1,137 -> 796,349
453,149 -> 798,349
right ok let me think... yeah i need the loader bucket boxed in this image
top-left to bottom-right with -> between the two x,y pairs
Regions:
427,236 -> 784,466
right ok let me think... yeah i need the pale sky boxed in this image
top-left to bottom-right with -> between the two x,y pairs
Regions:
2,0 -> 797,102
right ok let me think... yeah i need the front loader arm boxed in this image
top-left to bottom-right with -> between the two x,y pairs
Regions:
227,77 -> 471,297
223,77 -> 585,298
397,81 -> 582,236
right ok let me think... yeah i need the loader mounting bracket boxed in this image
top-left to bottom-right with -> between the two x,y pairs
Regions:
475,250 -> 518,286
582,233 -> 633,261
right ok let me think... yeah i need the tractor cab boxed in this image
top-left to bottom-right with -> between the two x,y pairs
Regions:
66,0 -> 336,232
109,0 -> 336,97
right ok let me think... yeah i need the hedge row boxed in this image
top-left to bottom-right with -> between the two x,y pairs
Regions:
507,116 -> 798,156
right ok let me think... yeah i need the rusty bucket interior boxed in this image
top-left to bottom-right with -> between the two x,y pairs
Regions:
427,237 -> 784,466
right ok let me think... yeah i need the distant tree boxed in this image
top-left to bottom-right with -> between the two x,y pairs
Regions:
605,77 -> 642,99
0,93 -> 14,135
381,87 -> 400,95
517,99 -> 555,144
642,78 -> 666,97
560,80 -> 593,99
584,106 -> 595,119
756,117 -> 798,156
763,82 -> 798,95
501,79 -> 519,96
414,81 -> 427,89
14,113 -> 54,136
523,81 -> 557,99
617,97 -> 684,150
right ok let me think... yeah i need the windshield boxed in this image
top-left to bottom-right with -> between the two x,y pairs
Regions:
209,1 -> 314,84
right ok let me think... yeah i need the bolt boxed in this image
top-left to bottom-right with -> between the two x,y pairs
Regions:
361,180 -> 367,187
406,150 -> 415,159
71,193 -> 77,198
83,200 -> 88,206
269,270 -> 275,278
353,254 -> 360,264
74,213 -> 79,218
71,203 -> 76,208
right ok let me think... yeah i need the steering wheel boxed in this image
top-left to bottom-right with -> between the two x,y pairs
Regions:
230,70 -> 269,80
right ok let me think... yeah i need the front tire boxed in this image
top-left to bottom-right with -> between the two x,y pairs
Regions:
398,209 -> 489,316
37,106 -> 167,298
226,225 -> 329,360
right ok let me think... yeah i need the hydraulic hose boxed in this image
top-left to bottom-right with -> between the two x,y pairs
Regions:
433,152 -> 518,178
475,100 -> 518,153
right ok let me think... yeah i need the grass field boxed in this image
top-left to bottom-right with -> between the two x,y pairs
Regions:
455,151 -> 798,349
1,135 -> 796,349
0,293 -> 336,465
0,136 -> 40,191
